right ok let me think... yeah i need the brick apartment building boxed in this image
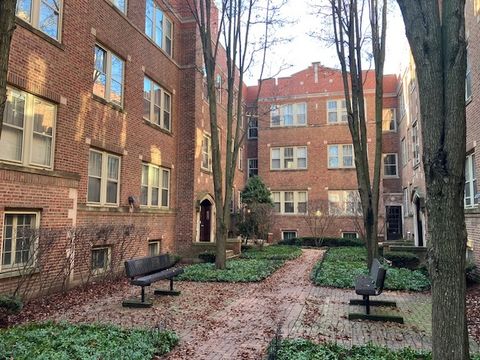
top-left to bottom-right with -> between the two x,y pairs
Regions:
0,0 -> 245,295
246,64 -> 401,242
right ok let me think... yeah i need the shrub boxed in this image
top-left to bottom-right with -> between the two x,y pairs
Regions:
241,245 -> 302,261
278,237 -> 364,248
467,261 -> 479,285
384,251 -> 420,269
0,295 -> 22,314
0,322 -> 178,360
198,251 -> 216,263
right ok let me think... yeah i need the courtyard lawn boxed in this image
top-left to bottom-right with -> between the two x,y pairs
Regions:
178,245 -> 302,282
310,247 -> 430,291
0,322 -> 178,360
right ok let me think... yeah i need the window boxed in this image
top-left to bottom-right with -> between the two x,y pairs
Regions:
2,213 -> 39,270
382,108 -> 397,132
328,190 -> 361,216
143,77 -> 172,132
398,86 -> 406,120
91,246 -> 111,274
412,122 -> 420,167
140,164 -> 170,208
271,191 -> 307,214
16,0 -> 62,40
270,146 -> 307,170
328,144 -> 354,168
342,232 -> 358,239
230,188 -> 236,214
238,147 -> 243,170
248,158 -> 258,178
383,153 -> 398,177
0,87 -> 55,169
466,47 -> 472,102
401,137 -> 407,166
201,134 -> 212,171
93,45 -> 124,106
282,231 -> 297,240
109,0 -> 126,13
248,118 -> 258,139
327,99 -> 347,124
148,240 -> 161,256
215,75 -> 223,103
403,187 -> 409,217
475,0 -> 480,16
145,0 -> 173,56
87,150 -> 120,206
270,103 -> 307,127
465,153 -> 478,208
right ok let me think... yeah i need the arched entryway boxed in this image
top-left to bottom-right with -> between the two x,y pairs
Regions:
196,194 -> 215,243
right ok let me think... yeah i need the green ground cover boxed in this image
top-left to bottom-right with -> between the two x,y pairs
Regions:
0,322 -> 178,360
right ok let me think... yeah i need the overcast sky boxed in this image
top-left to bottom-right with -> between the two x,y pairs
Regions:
245,1 -> 410,85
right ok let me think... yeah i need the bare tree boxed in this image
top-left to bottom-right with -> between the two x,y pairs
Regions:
0,0 -> 17,138
396,1 -> 469,358
303,199 -> 335,246
186,0 -> 285,268
327,0 -> 387,268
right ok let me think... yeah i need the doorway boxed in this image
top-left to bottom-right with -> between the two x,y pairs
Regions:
199,199 -> 212,242
386,206 -> 402,240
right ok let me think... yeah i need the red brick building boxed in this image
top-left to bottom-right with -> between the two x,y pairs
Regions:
245,64 -> 401,242
0,0 -> 244,296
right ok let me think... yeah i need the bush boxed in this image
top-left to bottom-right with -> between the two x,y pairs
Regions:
384,251 -> 420,269
178,258 -> 285,282
467,261 -> 479,285
0,322 -> 178,360
198,251 -> 216,263
311,247 -> 430,291
241,245 -> 302,260
278,237 -> 364,248
268,339 -> 433,360
0,295 -> 23,314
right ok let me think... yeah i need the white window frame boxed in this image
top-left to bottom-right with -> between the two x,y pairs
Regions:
465,153 -> 478,208
401,137 -> 407,166
327,99 -> 347,124
383,153 -> 399,178
382,108 -> 397,132
238,147 -> 244,171
270,146 -> 308,170
109,0 -> 126,13
0,87 -> 56,170
328,190 -> 362,216
93,44 -> 125,107
140,163 -> 170,208
148,240 -> 161,256
342,232 -> 358,239
466,46 -> 472,102
403,187 -> 409,217
145,0 -> 173,56
16,0 -> 63,41
87,149 -> 121,206
248,158 -> 258,178
248,118 -> 258,139
143,77 -> 172,132
282,230 -> 297,240
201,134 -> 212,171
398,86 -> 406,120
412,122 -> 420,167
271,191 -> 308,214
1,212 -> 40,272
270,103 -> 307,127
327,144 -> 354,169
91,246 -> 111,275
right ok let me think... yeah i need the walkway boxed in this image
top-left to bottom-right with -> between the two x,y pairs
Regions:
40,249 -> 436,359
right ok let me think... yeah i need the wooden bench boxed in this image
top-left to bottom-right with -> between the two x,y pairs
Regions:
348,259 -> 403,323
122,254 -> 184,308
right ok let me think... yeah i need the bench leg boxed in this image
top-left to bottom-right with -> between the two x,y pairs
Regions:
364,295 -> 370,315
154,279 -> 181,296
122,286 -> 152,308
141,286 -> 145,303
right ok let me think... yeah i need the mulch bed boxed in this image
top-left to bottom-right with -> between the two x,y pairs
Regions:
467,283 -> 480,343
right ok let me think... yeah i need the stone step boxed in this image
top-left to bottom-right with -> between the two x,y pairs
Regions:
226,250 -> 238,259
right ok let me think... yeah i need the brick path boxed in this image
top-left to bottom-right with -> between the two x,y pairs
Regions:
49,249 -> 447,359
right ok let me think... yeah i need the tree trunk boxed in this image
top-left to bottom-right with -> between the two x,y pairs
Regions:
396,0 -> 469,358
0,0 -> 17,138
215,214 -> 227,269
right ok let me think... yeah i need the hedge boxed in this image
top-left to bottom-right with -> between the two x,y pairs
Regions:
278,236 -> 364,248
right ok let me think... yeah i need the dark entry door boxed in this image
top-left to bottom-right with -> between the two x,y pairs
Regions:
386,206 -> 402,240
200,200 -> 211,242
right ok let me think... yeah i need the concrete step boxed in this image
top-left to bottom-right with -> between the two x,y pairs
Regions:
226,250 -> 238,259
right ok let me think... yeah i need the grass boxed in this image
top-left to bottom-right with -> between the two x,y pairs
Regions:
0,322 -> 178,360
268,339 -> 433,360
310,247 -> 430,291
178,245 -> 302,282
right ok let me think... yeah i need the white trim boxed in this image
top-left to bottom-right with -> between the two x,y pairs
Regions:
270,103 -> 307,127
272,191 -> 308,214
270,146 -> 308,170
327,144 -> 354,169
93,44 -> 125,107
148,240 -> 161,256
87,149 -> 121,206
341,231 -> 358,239
143,77 -> 172,132
91,246 -> 111,275
16,0 -> 63,41
383,153 -> 399,178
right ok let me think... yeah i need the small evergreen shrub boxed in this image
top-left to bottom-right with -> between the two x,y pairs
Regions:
384,251 -> 420,269
0,295 -> 23,314
198,251 -> 216,263
278,237 -> 364,248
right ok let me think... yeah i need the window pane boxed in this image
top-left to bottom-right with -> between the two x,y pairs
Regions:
141,186 -> 148,205
92,248 -> 108,270
88,178 -> 101,202
161,189 -> 168,207
39,0 -> 59,39
112,0 -> 126,12
106,181 -> 117,203
16,0 -> 32,22
31,134 -> 52,166
33,99 -> 54,136
151,188 -> 159,206
162,170 -> 169,187
107,156 -> 119,180
88,152 -> 102,177
0,126 -> 23,162
328,112 -> 337,123
93,47 -> 107,98
141,165 -> 148,186
284,202 -> 294,213
5,90 -> 25,128
155,7 -> 163,46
